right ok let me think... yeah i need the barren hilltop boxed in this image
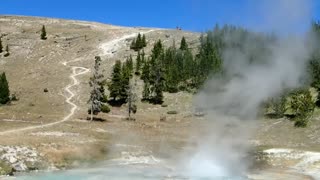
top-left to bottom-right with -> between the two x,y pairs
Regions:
0,16 -> 319,179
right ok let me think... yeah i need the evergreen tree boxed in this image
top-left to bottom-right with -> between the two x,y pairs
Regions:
163,47 -> 179,92
148,40 -> 165,104
152,69 -> 164,104
135,51 -> 142,75
108,61 -> 130,104
141,50 -> 146,65
136,33 -> 142,49
130,33 -> 146,51
141,60 -> 150,82
0,37 -> 3,53
183,49 -> 194,83
151,40 -> 163,60
0,72 -> 10,104
127,55 -> 134,74
120,62 -> 130,101
130,38 -> 136,50
180,36 -> 188,50
88,56 -> 104,120
142,82 -> 150,101
41,25 -> 47,40
108,60 -> 123,101
142,34 -> 147,47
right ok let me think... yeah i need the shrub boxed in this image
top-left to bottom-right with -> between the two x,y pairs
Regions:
3,45 -> 9,57
294,119 -> 308,127
167,110 -> 178,115
178,84 -> 187,91
10,94 -> 18,101
130,104 -> 137,114
264,96 -> 286,118
100,95 -> 108,103
101,104 -> 110,113
160,115 -> 166,122
288,89 -> 315,127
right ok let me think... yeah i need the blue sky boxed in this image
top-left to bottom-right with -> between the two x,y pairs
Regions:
1,0 -> 320,32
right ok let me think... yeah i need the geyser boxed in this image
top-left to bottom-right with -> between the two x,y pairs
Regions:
186,0 -> 314,178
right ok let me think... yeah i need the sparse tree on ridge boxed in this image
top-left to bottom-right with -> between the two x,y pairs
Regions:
130,33 -> 147,51
41,25 -> 47,40
0,37 -> 3,53
142,34 -> 147,47
130,38 -> 136,50
0,72 -> 10,104
136,33 -> 142,49
180,36 -> 188,50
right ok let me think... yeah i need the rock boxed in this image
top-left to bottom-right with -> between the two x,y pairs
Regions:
160,116 -> 166,122
13,162 -> 27,171
8,156 -> 17,164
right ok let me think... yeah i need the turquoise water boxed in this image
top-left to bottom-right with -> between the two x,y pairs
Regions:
17,165 -> 246,180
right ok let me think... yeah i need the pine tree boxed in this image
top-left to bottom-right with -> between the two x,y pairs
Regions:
127,55 -> 134,74
142,82 -> 150,101
0,72 -> 10,104
151,40 -> 163,60
183,49 -> 194,82
136,33 -> 142,49
0,37 -> 3,53
141,50 -> 146,64
120,63 -> 130,101
180,36 -> 188,50
130,38 -> 136,50
41,25 -> 47,40
141,60 -> 150,82
153,70 -> 164,104
142,34 -> 147,47
148,40 -> 165,104
88,56 -> 104,120
135,51 -> 142,75
130,33 -> 145,51
108,60 -> 123,101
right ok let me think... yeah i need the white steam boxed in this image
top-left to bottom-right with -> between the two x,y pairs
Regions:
186,0 -> 315,178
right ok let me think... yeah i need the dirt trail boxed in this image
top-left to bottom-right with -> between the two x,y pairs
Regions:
0,61 -> 89,135
0,29 -> 155,135
99,29 -> 155,56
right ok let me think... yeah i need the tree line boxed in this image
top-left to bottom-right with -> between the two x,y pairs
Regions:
96,24 -> 320,127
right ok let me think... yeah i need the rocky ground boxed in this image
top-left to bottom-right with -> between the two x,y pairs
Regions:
0,15 -> 319,179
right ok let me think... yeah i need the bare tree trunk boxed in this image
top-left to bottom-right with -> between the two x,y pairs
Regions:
128,102 -> 131,121
91,103 -> 93,121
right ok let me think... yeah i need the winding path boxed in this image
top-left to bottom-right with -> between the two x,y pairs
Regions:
99,29 -> 155,56
0,29 -> 155,135
0,62 -> 89,135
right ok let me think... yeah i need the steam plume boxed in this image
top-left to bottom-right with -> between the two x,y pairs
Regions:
185,0 -> 314,178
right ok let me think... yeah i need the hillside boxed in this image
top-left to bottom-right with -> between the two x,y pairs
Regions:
0,15 -> 201,171
0,16 -> 319,179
